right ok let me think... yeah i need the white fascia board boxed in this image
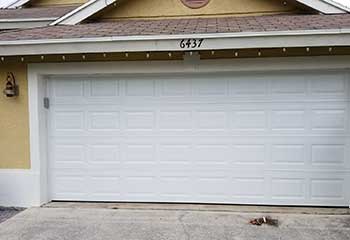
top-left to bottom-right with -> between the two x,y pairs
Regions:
320,0 -> 350,12
296,0 -> 348,13
51,0 -> 117,26
4,0 -> 31,9
0,29 -> 350,56
0,18 -> 56,29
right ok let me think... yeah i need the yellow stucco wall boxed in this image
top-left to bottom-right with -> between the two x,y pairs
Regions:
30,0 -> 87,7
0,64 -> 30,169
97,0 -> 298,20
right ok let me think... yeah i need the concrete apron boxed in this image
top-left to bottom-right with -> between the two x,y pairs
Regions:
0,203 -> 349,240
0,206 -> 350,240
44,202 -> 350,215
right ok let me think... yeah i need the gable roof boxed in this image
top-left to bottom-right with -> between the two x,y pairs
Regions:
52,0 -> 350,26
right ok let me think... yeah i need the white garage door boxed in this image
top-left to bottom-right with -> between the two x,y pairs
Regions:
48,71 -> 350,206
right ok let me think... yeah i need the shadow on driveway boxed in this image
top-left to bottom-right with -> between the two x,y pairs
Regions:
0,207 -> 24,224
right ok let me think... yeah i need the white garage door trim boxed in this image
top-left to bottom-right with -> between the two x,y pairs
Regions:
27,56 -> 350,207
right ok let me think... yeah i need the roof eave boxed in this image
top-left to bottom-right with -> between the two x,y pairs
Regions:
0,29 -> 349,56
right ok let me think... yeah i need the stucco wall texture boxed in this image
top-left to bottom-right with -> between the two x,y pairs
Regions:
30,0 -> 298,18
0,64 -> 30,169
98,0 -> 298,20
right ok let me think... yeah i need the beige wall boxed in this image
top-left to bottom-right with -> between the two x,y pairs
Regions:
97,0 -> 299,20
0,64 -> 30,169
30,0 -> 87,7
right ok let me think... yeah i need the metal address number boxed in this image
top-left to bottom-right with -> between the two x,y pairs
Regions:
180,39 -> 204,49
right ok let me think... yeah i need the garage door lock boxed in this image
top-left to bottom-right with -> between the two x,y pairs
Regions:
43,97 -> 50,109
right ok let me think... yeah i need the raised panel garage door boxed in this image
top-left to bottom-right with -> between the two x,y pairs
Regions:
48,71 -> 350,206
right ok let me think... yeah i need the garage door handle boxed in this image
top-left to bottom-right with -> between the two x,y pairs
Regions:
43,97 -> 50,109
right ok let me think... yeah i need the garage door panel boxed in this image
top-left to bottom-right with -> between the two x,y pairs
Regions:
89,145 -> 121,166
311,109 -> 347,133
49,111 -> 350,137
52,111 -> 85,132
271,144 -> 306,166
88,111 -> 120,131
270,75 -> 307,95
126,79 -> 156,96
271,109 -> 306,131
309,73 -> 347,97
52,78 -> 84,98
234,144 -> 266,165
271,178 -> 306,200
50,135 -> 350,170
48,73 -> 350,103
161,78 -> 192,96
233,110 -> 267,131
48,72 -> 350,206
89,79 -> 120,97
230,76 -> 268,96
195,78 -> 228,96
159,111 -> 193,130
50,144 -> 86,169
159,144 -> 192,164
311,144 -> 345,167
233,176 -> 266,199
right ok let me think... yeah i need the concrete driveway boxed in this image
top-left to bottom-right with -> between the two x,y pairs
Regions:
0,206 -> 349,240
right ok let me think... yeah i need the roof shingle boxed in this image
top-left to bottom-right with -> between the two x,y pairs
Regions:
1,14 -> 350,41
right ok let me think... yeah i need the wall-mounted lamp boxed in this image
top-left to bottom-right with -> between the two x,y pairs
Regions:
3,72 -> 18,98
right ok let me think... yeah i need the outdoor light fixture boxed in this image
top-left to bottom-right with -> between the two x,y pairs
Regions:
3,72 -> 18,98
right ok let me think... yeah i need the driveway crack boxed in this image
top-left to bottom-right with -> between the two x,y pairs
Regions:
178,212 -> 190,240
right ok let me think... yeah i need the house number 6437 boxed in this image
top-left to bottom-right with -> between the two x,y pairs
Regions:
179,39 -> 204,49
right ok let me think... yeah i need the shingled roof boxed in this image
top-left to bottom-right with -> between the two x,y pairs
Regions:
0,6 -> 78,20
0,14 -> 350,41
